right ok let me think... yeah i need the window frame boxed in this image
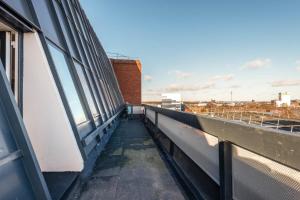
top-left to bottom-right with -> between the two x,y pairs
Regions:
74,60 -> 101,121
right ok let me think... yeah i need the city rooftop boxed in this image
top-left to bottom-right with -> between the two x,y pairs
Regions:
0,1 -> 299,200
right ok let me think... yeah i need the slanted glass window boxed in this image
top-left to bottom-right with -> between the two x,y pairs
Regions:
48,43 -> 87,124
31,0 -> 63,47
75,9 -> 88,40
1,0 -> 35,23
85,69 -> 105,119
53,0 -> 80,60
74,61 -> 99,118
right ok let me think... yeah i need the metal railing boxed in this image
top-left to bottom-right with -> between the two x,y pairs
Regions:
141,105 -> 300,200
202,110 -> 300,134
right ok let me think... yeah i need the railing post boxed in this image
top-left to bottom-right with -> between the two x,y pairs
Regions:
169,140 -> 174,156
155,111 -> 158,133
219,140 -> 232,200
144,107 -> 147,122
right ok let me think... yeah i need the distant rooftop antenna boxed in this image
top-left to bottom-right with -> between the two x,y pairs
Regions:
230,91 -> 233,102
106,52 -> 138,60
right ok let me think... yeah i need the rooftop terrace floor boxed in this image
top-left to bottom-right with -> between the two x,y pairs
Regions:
77,119 -> 186,200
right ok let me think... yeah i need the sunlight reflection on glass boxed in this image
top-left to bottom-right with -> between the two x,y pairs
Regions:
48,43 -> 87,124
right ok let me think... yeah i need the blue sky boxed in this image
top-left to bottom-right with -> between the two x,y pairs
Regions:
81,0 -> 300,101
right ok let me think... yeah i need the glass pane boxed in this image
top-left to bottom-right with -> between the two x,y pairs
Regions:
48,43 -> 87,124
53,0 -> 80,60
75,9 -> 88,40
85,69 -> 105,118
2,0 -> 34,22
74,62 -> 99,118
31,0 -> 63,47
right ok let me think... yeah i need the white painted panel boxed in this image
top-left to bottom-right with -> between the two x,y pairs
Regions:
132,106 -> 144,114
23,32 -> 83,172
232,145 -> 300,200
146,109 -> 155,124
157,113 -> 220,184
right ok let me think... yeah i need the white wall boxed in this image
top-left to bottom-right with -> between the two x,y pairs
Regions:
23,32 -> 84,172
157,114 -> 220,184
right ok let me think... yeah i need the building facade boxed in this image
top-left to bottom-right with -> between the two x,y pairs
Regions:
161,93 -> 183,111
276,92 -> 291,107
111,58 -> 142,105
0,0 -> 124,199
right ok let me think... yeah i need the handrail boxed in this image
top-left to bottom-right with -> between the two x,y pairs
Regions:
82,106 -> 125,147
143,104 -> 300,171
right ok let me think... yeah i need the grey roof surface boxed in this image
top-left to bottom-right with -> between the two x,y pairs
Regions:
78,119 -> 186,200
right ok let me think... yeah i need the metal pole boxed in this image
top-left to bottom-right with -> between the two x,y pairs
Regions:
261,116 -> 264,126
219,141 -> 232,200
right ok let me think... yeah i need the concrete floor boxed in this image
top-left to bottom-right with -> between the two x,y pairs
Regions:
78,119 -> 186,200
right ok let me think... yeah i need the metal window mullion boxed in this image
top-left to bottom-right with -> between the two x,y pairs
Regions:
106,59 -> 122,107
97,54 -> 117,111
90,64 -> 112,119
69,19 -> 109,121
102,67 -> 117,111
94,56 -> 115,114
63,0 -> 87,65
87,46 -> 115,115
47,0 -> 96,130
106,63 -> 120,109
91,71 -> 110,120
86,46 -> 112,118
86,36 -> 115,111
97,58 -> 116,113
98,77 -> 113,117
55,0 -> 81,60
70,63 -> 97,127
40,35 -> 86,160
75,0 -> 123,112
74,1 -> 93,44
0,57 -> 52,200
85,68 -> 107,122
104,61 -> 120,107
72,1 -> 89,42
80,63 -> 103,122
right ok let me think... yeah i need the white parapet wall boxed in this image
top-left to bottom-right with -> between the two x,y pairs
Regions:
157,113 -> 220,184
23,31 -> 83,172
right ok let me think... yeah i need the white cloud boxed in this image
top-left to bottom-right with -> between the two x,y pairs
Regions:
144,82 -> 215,94
144,75 -> 153,81
165,82 -> 215,92
165,84 -> 197,92
242,58 -> 271,70
169,70 -> 192,79
209,74 -> 234,81
271,79 -> 300,87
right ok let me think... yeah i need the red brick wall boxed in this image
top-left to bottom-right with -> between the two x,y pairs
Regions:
111,59 -> 141,105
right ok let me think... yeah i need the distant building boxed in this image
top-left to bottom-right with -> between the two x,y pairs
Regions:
276,92 -> 291,107
227,102 -> 236,107
198,102 -> 208,107
161,93 -> 183,111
